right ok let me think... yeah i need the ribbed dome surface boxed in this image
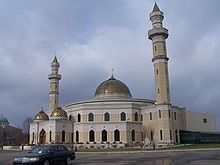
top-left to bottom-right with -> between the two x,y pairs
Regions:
51,107 -> 68,120
34,110 -> 49,121
94,75 -> 132,99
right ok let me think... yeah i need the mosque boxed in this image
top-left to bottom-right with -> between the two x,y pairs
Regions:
30,3 -> 218,146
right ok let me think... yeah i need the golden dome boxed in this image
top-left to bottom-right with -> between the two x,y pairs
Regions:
94,74 -> 132,99
34,109 -> 49,121
51,107 -> 68,120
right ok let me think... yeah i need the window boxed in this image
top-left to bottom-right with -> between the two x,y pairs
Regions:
150,131 -> 154,141
69,115 -> 72,121
158,88 -> 160,94
62,130 -> 65,143
160,130 -> 163,140
168,110 -> 171,118
102,130 -> 107,142
77,114 -> 81,122
114,129 -> 120,141
203,118 -> 207,123
159,110 -> 161,118
104,112 -> 110,121
150,112 -> 152,120
134,112 -> 138,121
32,132 -> 34,144
71,133 -> 74,143
155,46 -> 157,51
174,112 -> 177,120
49,131 -> 52,142
88,113 -> 94,121
170,130 -> 172,140
89,130 -> 95,142
121,112 -> 126,121
141,115 -> 143,121
76,131 -> 79,143
132,129 -> 135,141
156,69 -> 159,75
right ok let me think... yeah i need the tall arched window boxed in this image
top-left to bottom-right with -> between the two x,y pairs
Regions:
89,130 -> 95,142
88,113 -> 94,121
150,112 -> 152,120
32,132 -> 34,144
131,129 -> 135,141
49,131 -> 52,142
62,130 -> 65,142
150,131 -> 154,141
114,129 -> 120,141
77,114 -> 81,122
134,112 -> 138,121
120,112 -> 126,121
76,130 -> 79,143
159,110 -> 161,118
104,112 -> 110,121
102,130 -> 107,142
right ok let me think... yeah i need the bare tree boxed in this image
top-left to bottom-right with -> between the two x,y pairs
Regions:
142,125 -> 155,149
22,117 -> 33,144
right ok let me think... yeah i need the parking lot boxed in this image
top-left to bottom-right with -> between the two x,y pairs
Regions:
1,149 -> 220,165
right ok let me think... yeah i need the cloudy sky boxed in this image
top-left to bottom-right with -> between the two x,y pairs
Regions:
0,0 -> 220,130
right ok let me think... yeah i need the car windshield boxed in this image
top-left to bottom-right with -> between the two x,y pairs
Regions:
29,146 -> 51,154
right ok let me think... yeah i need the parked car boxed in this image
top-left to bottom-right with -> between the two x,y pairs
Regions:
13,144 -> 75,165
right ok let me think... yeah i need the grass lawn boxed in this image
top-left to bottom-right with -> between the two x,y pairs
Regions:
77,144 -> 220,152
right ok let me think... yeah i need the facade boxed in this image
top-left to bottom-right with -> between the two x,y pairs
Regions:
30,3 -> 217,146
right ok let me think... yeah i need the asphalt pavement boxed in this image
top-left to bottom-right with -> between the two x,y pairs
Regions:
1,149 -> 220,165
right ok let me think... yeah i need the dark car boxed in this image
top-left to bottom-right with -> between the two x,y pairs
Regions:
13,144 -> 75,165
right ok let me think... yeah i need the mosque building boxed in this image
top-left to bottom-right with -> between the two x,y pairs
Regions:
30,3 -> 218,146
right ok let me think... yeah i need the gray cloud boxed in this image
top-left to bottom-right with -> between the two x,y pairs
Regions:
0,0 -> 219,130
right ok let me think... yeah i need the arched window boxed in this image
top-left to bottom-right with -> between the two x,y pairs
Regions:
150,131 -> 154,141
104,112 -> 110,121
114,129 -> 120,141
174,112 -> 177,120
49,131 -> 52,142
131,129 -> 135,141
134,112 -> 138,121
159,110 -> 161,118
62,130 -> 65,142
69,115 -> 72,121
120,112 -> 126,121
32,132 -> 34,144
168,110 -> 171,118
150,112 -> 152,120
140,115 -> 143,121
102,130 -> 107,142
76,130 -> 79,143
77,114 -> 81,122
160,130 -> 163,140
88,113 -> 94,121
89,130 -> 95,142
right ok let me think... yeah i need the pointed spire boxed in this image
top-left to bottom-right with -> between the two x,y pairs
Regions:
52,53 -> 58,64
152,2 -> 161,12
110,68 -> 116,80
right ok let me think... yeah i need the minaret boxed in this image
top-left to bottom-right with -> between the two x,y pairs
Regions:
48,56 -> 61,112
148,3 -> 171,105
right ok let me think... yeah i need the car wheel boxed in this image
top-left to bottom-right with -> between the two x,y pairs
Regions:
66,156 -> 71,165
43,159 -> 50,165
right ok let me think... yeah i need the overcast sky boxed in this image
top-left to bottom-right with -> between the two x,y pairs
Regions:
0,0 -> 220,130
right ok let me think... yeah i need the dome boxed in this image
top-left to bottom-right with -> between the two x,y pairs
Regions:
94,74 -> 132,99
51,107 -> 68,120
0,114 -> 9,126
34,109 -> 49,121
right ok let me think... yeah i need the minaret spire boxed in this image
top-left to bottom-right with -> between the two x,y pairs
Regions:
48,55 -> 61,112
148,3 -> 171,105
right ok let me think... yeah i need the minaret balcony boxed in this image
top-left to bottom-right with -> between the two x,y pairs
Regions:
148,28 -> 168,40
48,73 -> 61,80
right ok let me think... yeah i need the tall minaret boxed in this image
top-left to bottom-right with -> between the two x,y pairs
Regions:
148,3 -> 171,105
48,56 -> 61,112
